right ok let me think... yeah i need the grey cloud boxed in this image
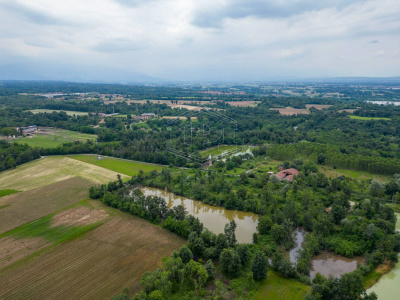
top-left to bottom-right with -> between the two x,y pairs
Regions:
92,39 -> 143,53
0,2 -> 70,26
192,0 -> 366,28
369,40 -> 379,43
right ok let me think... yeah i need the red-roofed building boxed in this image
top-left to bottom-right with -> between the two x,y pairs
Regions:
275,168 -> 299,182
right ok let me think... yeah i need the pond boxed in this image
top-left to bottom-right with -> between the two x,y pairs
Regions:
286,228 -> 364,278
367,212 -> 400,299
140,187 -> 258,244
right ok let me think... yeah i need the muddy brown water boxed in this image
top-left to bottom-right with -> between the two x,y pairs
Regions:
140,187 -> 258,244
286,228 -> 365,278
367,212 -> 400,299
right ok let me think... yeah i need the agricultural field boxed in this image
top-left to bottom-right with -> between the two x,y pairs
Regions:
0,177 -> 92,234
200,145 -> 240,157
226,101 -> 259,107
28,109 -> 89,116
270,107 -> 310,115
0,205 -> 185,300
305,104 -> 333,110
162,116 -> 198,120
68,154 -> 165,176
349,115 -> 391,121
0,190 -> 19,198
254,271 -> 311,300
0,156 -> 128,191
17,127 -> 97,148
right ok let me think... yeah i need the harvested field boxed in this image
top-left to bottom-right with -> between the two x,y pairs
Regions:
0,202 -> 110,269
305,104 -> 333,110
0,177 -> 92,234
270,107 -> 310,115
0,156 -> 128,191
226,101 -> 259,107
50,206 -> 108,228
0,237 -> 47,269
0,213 -> 185,300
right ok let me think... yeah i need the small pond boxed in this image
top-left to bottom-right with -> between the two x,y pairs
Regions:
140,187 -> 258,244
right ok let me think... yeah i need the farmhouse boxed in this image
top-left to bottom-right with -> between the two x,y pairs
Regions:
142,113 -> 156,118
22,125 -> 38,135
275,168 -> 299,182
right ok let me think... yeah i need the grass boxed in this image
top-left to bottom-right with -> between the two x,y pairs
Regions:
17,128 -> 97,148
318,166 -> 391,182
349,115 -> 391,121
0,156 -> 129,191
0,189 -> 19,198
254,271 -> 311,300
28,109 -> 89,116
225,168 -> 247,175
200,145 -> 240,157
68,154 -> 165,176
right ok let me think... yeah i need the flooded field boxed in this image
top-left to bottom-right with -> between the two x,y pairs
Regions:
140,187 -> 258,243
368,212 -> 400,299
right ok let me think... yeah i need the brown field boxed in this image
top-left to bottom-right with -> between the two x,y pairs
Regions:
106,99 -> 215,106
0,211 -> 185,300
226,101 -> 259,107
0,156 -> 128,191
270,107 -> 310,115
305,104 -> 333,110
0,177 -> 92,234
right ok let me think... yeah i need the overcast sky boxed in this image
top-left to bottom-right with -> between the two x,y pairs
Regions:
0,0 -> 399,81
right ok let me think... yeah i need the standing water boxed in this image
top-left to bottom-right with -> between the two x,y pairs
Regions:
367,212 -> 400,299
140,187 -> 258,244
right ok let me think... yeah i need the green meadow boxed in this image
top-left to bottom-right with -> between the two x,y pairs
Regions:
68,154 -> 165,176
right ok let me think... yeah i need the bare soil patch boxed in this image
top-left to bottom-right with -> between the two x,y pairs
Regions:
270,107 -> 310,115
226,101 -> 259,107
51,206 -> 108,228
0,213 -> 185,300
0,177 -> 92,235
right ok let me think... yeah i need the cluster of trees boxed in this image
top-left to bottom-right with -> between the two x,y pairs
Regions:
267,142 -> 400,175
0,140 -> 40,171
91,178 -> 268,299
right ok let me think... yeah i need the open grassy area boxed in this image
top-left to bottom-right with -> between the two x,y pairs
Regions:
200,145 -> 240,157
318,166 -> 391,182
68,154 -> 165,176
17,128 -> 97,148
0,177 -> 92,235
0,156 -> 129,191
254,271 -> 311,300
349,115 -> 391,121
0,190 -> 19,198
0,207 -> 185,300
28,109 -> 89,116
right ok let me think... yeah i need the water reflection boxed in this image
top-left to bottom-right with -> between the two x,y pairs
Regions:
367,213 -> 400,299
140,187 -> 258,244
286,228 -> 307,264
310,251 -> 365,279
